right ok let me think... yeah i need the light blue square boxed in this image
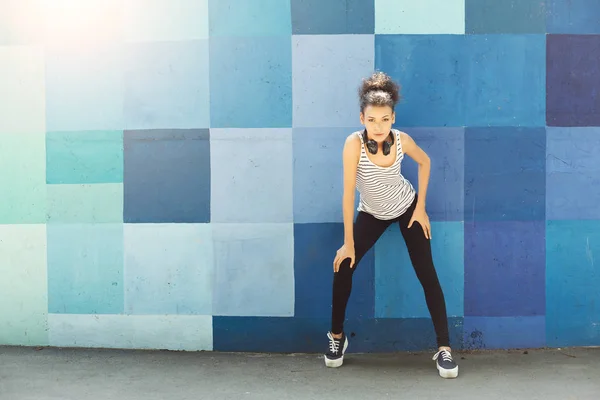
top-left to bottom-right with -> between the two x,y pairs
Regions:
209,0 -> 291,36
375,0 -> 465,34
46,130 -> 123,184
292,35 -> 374,128
124,40 -> 209,130
293,128 -> 361,223
210,36 -> 292,128
547,220 -> 600,347
375,222 -> 464,318
375,35 -> 466,127
547,127 -> 600,220
124,0 -> 209,42
47,224 -> 124,314
210,129 -> 293,223
124,224 -> 213,315
399,128 -> 464,221
464,34 -> 546,126
212,223 -> 294,317
45,45 -> 123,131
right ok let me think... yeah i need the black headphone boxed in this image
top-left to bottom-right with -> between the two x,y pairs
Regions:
362,130 -> 394,156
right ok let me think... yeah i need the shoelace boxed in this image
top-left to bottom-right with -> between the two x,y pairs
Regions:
432,349 -> 453,363
327,332 -> 340,354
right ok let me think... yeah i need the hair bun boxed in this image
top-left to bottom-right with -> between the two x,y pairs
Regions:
358,71 -> 401,111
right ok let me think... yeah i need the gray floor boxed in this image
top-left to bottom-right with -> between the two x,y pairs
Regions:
0,346 -> 598,400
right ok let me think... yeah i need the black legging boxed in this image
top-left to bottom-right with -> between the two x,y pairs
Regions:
331,195 -> 451,348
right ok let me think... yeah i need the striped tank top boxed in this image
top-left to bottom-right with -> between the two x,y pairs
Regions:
355,129 -> 416,220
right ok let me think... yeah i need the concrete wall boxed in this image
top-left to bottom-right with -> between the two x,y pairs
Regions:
1,0 -> 599,353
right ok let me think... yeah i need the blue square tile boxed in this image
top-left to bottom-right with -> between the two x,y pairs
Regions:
210,129 -> 292,223
45,45 -> 123,131
375,0 -> 465,34
547,35 -> 600,127
465,0 -> 546,34
293,128 -> 361,223
375,35 -> 466,127
124,40 -> 209,130
463,316 -> 546,350
375,222 -> 464,319
47,224 -> 124,314
212,223 -> 294,317
546,220 -> 600,347
399,128 -> 464,221
123,129 -> 210,223
46,130 -> 123,184
547,0 -> 600,34
294,223 -> 375,319
464,221 -> 546,317
292,0 -> 374,34
465,127 -> 546,222
465,34 -> 546,126
212,317 -> 328,353
209,36 -> 292,128
293,35 -> 374,128
209,0 -> 291,36
124,224 -> 213,315
547,128 -> 600,220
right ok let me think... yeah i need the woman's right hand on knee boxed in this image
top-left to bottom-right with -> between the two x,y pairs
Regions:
333,243 -> 355,272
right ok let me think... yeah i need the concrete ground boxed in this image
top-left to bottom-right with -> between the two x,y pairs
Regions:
0,346 -> 597,400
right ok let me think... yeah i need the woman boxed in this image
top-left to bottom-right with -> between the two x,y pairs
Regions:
324,72 -> 459,379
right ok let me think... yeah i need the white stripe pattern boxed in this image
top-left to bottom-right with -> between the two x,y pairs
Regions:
355,129 -> 416,220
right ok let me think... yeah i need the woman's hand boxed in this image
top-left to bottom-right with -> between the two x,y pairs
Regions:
333,243 -> 355,272
408,206 -> 431,239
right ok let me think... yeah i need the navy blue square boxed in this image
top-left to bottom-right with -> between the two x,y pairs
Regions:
464,221 -> 546,317
464,127 -> 546,222
547,35 -> 600,127
123,129 -> 210,223
291,0 -> 374,34
294,223 -> 375,320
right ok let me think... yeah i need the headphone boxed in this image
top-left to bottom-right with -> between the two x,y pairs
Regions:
362,130 -> 394,156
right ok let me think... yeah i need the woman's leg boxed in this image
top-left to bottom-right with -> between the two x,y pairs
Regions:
397,200 -> 458,378
331,211 -> 392,335
325,211 -> 391,367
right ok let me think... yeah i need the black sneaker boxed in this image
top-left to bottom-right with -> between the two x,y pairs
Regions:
433,349 -> 459,378
324,332 -> 348,368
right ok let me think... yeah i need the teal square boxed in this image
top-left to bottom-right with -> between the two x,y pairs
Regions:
210,0 -> 291,36
47,224 -> 124,314
46,130 -> 123,184
546,220 -> 600,347
466,0 -> 546,34
375,221 -> 464,318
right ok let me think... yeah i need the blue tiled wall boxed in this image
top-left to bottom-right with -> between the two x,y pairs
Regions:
1,0 -> 599,352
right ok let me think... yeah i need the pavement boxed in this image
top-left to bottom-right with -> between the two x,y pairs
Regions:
0,346 -> 597,400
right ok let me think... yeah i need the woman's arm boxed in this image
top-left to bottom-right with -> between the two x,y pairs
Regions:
401,132 -> 431,210
341,135 -> 360,246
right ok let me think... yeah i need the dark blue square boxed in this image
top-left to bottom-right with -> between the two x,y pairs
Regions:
399,128 -> 464,221
464,221 -> 546,317
123,129 -> 210,223
291,0 -> 374,34
547,0 -> 600,34
547,35 -> 600,127
466,0 -> 547,34
375,34 -> 466,127
293,223 -> 375,320
464,127 -> 546,222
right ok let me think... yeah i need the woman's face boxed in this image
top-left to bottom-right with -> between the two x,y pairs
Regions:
360,105 -> 395,142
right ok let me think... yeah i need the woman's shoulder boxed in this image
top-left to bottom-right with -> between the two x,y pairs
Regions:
343,131 -> 362,162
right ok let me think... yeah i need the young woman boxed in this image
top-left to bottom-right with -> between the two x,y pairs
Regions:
324,72 -> 459,379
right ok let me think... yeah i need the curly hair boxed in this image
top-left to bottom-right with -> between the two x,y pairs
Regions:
358,71 -> 401,112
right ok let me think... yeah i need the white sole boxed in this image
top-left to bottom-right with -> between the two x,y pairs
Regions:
437,363 -> 459,379
324,338 -> 349,368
